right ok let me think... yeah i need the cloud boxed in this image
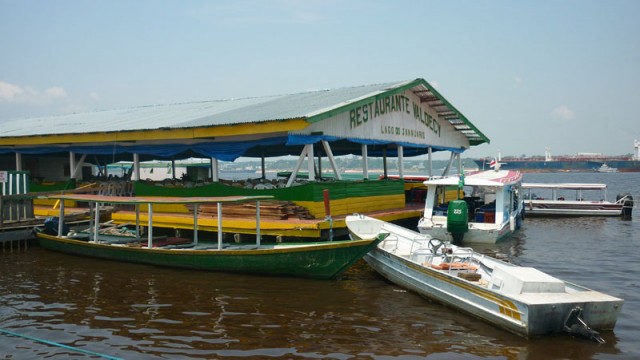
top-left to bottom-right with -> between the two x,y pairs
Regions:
0,81 -> 24,101
513,76 -> 522,87
44,86 -> 68,99
0,80 -> 68,104
551,105 -> 575,120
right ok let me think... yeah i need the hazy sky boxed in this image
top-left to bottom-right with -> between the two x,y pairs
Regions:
1,0 -> 639,159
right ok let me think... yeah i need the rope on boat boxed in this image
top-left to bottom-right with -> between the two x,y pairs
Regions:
0,328 -> 123,359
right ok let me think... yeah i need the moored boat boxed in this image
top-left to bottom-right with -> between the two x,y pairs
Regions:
522,183 -> 634,218
35,194 -> 385,279
417,169 -> 525,244
346,214 -> 624,341
595,163 -> 619,173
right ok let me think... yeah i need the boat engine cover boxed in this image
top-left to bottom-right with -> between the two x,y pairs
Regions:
489,266 -> 566,294
447,200 -> 469,235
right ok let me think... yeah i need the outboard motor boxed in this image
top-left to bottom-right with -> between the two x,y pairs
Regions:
447,200 -> 469,244
563,306 -> 605,344
43,216 -> 69,236
617,193 -> 634,220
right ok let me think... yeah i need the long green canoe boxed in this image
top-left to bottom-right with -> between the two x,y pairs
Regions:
37,193 -> 385,279
36,232 -> 385,279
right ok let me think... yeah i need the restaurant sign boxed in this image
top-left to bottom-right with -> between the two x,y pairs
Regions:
348,93 -> 441,139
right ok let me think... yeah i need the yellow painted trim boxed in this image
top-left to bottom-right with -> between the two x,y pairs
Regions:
297,194 -> 405,217
33,199 -> 77,208
118,194 -> 406,217
0,119 -> 308,146
150,204 -> 190,213
403,259 -> 522,321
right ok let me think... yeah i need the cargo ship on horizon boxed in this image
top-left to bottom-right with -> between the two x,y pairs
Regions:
473,140 -> 640,173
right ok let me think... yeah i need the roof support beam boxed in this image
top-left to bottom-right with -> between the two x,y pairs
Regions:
397,145 -> 404,179
428,147 -> 433,178
15,153 -> 22,171
69,152 -> 86,180
321,140 -> 342,181
286,144 -> 312,188
442,152 -> 456,177
382,148 -> 388,179
210,158 -> 219,182
307,144 -> 315,182
361,144 -> 369,180
133,153 -> 140,181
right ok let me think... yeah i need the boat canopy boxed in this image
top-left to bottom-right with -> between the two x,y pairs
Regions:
423,170 -> 523,187
522,183 -> 607,190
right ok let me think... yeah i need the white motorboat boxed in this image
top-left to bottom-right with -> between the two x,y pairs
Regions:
346,214 -> 623,341
522,183 -> 634,217
595,163 -> 618,173
417,169 -> 525,244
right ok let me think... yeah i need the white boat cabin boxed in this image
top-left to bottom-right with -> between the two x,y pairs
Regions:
419,170 -> 524,243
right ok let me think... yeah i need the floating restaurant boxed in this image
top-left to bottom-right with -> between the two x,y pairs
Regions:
0,78 -> 489,240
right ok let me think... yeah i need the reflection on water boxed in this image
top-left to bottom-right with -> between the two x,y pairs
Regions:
0,248 -> 626,359
1,172 -> 638,359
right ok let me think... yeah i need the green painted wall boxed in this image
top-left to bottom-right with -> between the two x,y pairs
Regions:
134,180 -> 405,201
30,179 -> 76,192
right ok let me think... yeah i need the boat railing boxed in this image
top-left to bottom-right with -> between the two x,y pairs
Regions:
380,235 -> 399,253
615,194 -> 633,205
411,248 -> 435,264
408,234 -> 433,255
446,247 -> 477,263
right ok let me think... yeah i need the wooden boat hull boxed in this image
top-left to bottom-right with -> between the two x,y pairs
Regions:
36,232 -> 384,280
346,215 -> 623,338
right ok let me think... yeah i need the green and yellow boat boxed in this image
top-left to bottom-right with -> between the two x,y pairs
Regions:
35,194 -> 385,279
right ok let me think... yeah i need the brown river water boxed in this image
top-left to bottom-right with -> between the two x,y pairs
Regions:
1,172 -> 638,359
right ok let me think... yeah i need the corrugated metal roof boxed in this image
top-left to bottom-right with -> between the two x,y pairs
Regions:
0,79 -> 488,145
